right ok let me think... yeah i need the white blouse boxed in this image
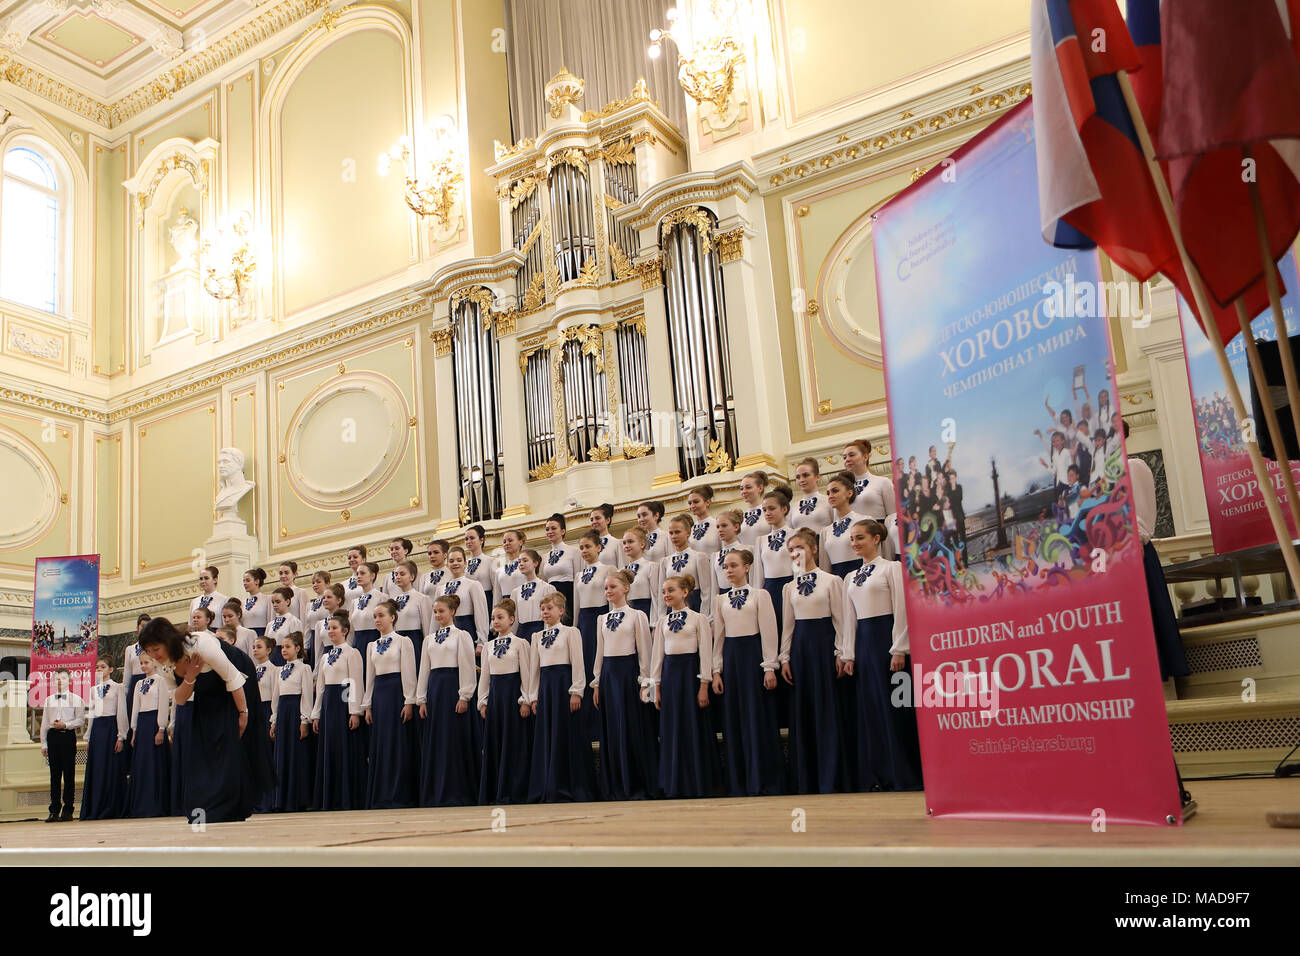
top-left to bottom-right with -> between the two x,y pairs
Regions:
302,594 -> 330,635
253,659 -> 275,700
416,626 -> 478,704
270,659 -> 315,725
160,631 -> 246,694
688,516 -> 721,556
779,569 -> 853,663
130,676 -> 171,733
851,471 -> 897,520
591,604 -> 652,691
312,642 -> 365,717
421,566 -> 451,600
392,588 -> 435,635
622,557 -> 663,625
642,528 -> 670,564
341,572 -> 366,609
381,568 -> 408,599
842,556 -> 909,657
123,641 -> 148,681
495,556 -> 528,600
225,625 -> 255,661
349,589 -> 383,632
540,542 -> 584,584
575,562 -> 611,609
190,590 -> 229,617
710,585 -> 780,676
529,624 -> 586,697
752,526 -> 795,585
660,548 -> 717,618
819,512 -> 860,569
241,593 -> 271,630
465,553 -> 499,599
737,507 -> 771,547
709,542 -> 751,592
511,578 -> 557,626
364,631 -> 417,707
649,608 -> 714,688
791,493 -> 833,533
477,634 -> 537,708
87,680 -> 128,741
436,576 -> 490,646
265,613 -> 303,649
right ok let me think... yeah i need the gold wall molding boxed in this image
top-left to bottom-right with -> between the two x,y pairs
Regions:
618,162 -> 758,233
635,255 -> 662,291
715,227 -> 745,263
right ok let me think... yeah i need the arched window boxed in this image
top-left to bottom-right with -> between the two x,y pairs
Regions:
0,142 -> 67,315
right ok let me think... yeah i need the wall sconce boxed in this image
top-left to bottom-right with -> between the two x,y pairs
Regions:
378,115 -> 464,229
649,1 -> 749,119
201,210 -> 257,302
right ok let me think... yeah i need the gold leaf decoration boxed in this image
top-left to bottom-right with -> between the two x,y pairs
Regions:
529,458 -> 558,481
660,206 -> 714,254
588,444 -> 611,463
623,440 -> 651,459
570,255 -> 600,288
522,272 -> 546,312
458,496 -> 470,525
704,438 -> 732,474
602,138 -> 636,166
609,243 -> 636,281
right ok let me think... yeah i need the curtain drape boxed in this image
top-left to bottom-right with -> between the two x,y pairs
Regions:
503,0 -> 688,142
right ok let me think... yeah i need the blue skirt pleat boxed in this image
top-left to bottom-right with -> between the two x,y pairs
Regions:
577,604 -> 606,744
855,617 -> 924,791
527,664 -> 593,803
79,716 -> 127,820
273,695 -> 315,812
314,684 -> 368,811
657,653 -> 716,798
763,574 -> 794,730
596,654 -> 658,801
366,673 -> 417,809
352,629 -> 380,682
720,634 -> 784,796
478,672 -> 532,805
418,667 -> 478,807
399,629 -> 424,671
253,698 -> 275,813
127,710 -> 171,818
788,617 -> 843,794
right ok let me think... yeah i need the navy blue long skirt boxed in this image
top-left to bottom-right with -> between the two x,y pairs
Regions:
453,613 -> 476,636
1143,541 -> 1190,679
273,695 -> 314,812
788,616 -> 843,794
552,581 -> 575,625
855,616 -> 923,791
720,634 -> 784,796
763,574 -> 794,729
253,698 -> 275,813
399,629 -> 424,672
629,597 -> 652,620
314,684 -> 367,810
597,655 -> 658,800
169,701 -> 190,816
686,590 -> 702,613
127,710 -> 170,818
251,626 -> 266,637
269,646 -> 285,667
79,717 -> 127,820
366,673 -> 417,809
528,664 -> 593,803
577,605 -> 605,743
418,668 -> 478,807
657,653 -> 716,798
353,629 -> 380,681
516,620 -> 543,644
478,672 -> 531,805
831,559 -> 862,578
124,672 -> 144,724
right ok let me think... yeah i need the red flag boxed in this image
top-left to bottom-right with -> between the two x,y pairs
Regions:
1156,0 -> 1300,311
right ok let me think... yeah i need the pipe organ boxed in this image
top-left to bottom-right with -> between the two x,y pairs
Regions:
449,289 -> 506,521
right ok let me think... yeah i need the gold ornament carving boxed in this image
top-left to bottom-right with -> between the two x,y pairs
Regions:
557,325 -> 605,372
579,78 -> 656,122
521,272 -> 546,312
660,206 -> 714,253
508,175 -> 539,210
545,67 -> 585,119
529,458 -> 558,481
430,328 -> 452,357
458,496 -> 470,525
610,243 -> 636,281
588,444 -> 612,463
135,153 -> 209,229
715,227 -> 744,263
569,255 -> 600,288
635,255 -> 663,290
602,138 -> 637,166
623,441 -> 651,459
546,147 -> 588,173
704,438 -> 732,474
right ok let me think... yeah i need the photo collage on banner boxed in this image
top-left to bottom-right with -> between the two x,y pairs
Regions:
29,555 -> 101,705
1177,251 -> 1300,553
873,100 -> 1181,825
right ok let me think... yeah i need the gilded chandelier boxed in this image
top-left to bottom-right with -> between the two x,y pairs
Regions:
378,117 -> 464,227
201,211 -> 257,302
649,1 -> 748,117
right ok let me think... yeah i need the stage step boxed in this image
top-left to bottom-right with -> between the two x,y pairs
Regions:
1168,691 -> 1300,778
1176,609 -> 1300,700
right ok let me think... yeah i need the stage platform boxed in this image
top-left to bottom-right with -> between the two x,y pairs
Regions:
1,779 -> 1297,866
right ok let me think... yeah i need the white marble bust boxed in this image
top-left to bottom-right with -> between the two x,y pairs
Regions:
214,447 -> 254,520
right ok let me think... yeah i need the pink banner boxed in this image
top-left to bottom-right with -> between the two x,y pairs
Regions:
1177,252 -> 1300,553
30,554 -> 100,706
873,102 -> 1182,825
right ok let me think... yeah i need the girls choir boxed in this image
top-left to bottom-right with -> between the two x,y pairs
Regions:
85,448 -> 921,822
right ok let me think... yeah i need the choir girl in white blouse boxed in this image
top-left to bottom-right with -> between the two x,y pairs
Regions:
251,636 -> 277,792
241,568 -> 272,635
80,657 -> 128,820
188,605 -> 217,640
463,524 -> 499,610
791,458 -> 833,534
844,439 -> 897,528
309,585 -> 345,670
686,485 -> 721,555
779,530 -> 852,794
621,526 -> 663,626
127,654 -> 171,818
266,587 -> 302,667
575,532 -> 611,742
541,514 -> 584,625
364,601 -> 418,809
342,545 -> 368,608
662,513 -> 714,616
510,549 -> 556,643
302,571 -> 332,664
710,550 -> 784,796
820,471 -> 863,577
590,503 -> 623,568
753,487 -> 796,636
277,561 -> 310,623
527,592 -> 593,803
382,537 -> 414,599
710,509 -> 748,596
438,546 -> 489,649
592,570 -> 657,800
390,559 -> 434,664
737,471 -> 772,547
636,500 -> 670,564
495,529 -> 528,599
270,631 -> 315,811
477,600 -> 536,805
421,538 -> 452,599
650,575 -> 717,798
348,561 -> 384,679
843,519 -> 922,792
220,600 -> 257,658
416,595 -> 479,807
190,565 -> 228,619
123,613 -> 151,723
311,611 -> 367,811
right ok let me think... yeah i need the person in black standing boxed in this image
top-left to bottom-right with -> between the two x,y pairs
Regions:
40,668 -> 85,822
944,466 -> 967,570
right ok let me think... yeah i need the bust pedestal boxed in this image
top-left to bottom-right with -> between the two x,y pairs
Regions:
203,515 -> 259,601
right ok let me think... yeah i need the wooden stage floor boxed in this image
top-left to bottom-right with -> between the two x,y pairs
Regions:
1,779 -> 1297,865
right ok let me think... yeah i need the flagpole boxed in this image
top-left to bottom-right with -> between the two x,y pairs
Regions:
1116,71 -> 1300,596
1234,299 -> 1300,534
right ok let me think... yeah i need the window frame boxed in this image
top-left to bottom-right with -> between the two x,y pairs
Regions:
0,134 -> 73,319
